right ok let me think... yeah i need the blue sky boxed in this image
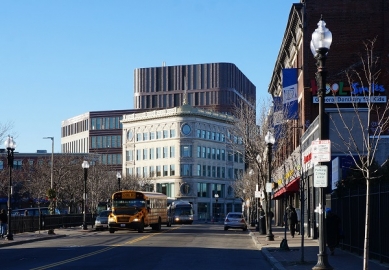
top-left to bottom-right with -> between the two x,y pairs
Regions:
1,0 -> 297,153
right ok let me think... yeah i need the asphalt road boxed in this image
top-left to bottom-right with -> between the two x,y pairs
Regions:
0,223 -> 272,270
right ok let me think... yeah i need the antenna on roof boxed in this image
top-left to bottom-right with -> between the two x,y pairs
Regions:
162,61 -> 166,67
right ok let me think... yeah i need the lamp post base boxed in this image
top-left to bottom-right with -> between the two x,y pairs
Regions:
312,253 -> 332,270
280,239 -> 289,250
6,233 -> 13,241
266,233 -> 274,241
82,223 -> 88,230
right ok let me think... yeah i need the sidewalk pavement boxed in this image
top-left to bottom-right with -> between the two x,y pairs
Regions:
0,227 -> 95,248
250,225 -> 389,270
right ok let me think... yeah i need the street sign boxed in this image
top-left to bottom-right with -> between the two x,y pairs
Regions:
266,183 -> 272,193
312,140 -> 331,163
255,191 -> 261,198
314,165 -> 328,187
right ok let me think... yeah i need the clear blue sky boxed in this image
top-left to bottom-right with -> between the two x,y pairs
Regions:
1,0 -> 297,153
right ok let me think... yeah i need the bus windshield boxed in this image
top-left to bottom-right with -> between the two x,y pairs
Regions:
112,199 -> 146,208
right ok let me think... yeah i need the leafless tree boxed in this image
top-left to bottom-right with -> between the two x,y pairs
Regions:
328,37 -> 389,269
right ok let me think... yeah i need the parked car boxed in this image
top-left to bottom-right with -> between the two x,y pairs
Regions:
95,210 -> 112,230
224,212 -> 247,231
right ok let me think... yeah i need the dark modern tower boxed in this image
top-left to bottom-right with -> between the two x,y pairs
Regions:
134,62 -> 256,114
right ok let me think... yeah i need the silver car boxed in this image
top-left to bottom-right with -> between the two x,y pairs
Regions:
224,212 -> 247,231
95,210 -> 112,231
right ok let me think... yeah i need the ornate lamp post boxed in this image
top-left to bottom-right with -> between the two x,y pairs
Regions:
82,160 -> 90,230
116,172 -> 121,191
4,136 -> 15,240
265,131 -> 275,241
311,16 -> 333,270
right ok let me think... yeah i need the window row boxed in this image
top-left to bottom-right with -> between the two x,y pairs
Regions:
90,135 -> 122,149
126,164 -> 243,179
91,117 -> 123,130
126,145 -> 244,163
132,129 -> 176,142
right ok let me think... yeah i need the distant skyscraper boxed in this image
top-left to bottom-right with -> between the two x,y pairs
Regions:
134,62 -> 256,114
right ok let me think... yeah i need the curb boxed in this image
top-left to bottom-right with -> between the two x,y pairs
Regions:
0,234 -> 66,248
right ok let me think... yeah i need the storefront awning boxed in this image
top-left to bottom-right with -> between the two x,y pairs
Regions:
272,177 -> 300,200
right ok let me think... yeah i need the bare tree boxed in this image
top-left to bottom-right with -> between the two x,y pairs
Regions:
329,38 -> 389,269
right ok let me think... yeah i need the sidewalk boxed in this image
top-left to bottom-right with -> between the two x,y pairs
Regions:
0,227 -> 95,248
250,226 -> 389,270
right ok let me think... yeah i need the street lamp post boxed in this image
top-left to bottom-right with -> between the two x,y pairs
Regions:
82,160 -> 90,230
311,16 -> 333,270
265,131 -> 275,241
4,136 -> 16,241
214,193 -> 219,222
43,137 -> 54,214
116,172 -> 121,191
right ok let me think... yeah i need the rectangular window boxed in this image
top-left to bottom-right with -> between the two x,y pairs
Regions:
202,165 -> 206,177
149,166 -> 155,177
234,152 -> 238,162
221,167 -> 225,178
197,146 -> 201,158
212,166 -> 216,177
197,183 -> 207,197
156,166 -> 161,176
207,147 -> 211,159
136,149 -> 141,161
206,131 -> 211,140
196,130 -> 201,138
149,148 -> 155,160
181,145 -> 192,157
228,151 -> 233,162
221,149 -> 225,161
216,133 -> 220,141
163,165 -> 168,176
201,130 -> 206,139
216,149 -> 220,160
136,167 -> 141,177
150,132 -> 155,140
170,129 -> 176,138
207,165 -> 211,177
143,149 -> 148,160
202,147 -> 206,158
126,150 -> 134,161
156,131 -> 162,139
170,164 -> 175,176
156,147 -> 161,159
221,133 -> 225,142
181,164 -> 192,176
239,153 -> 243,163
197,164 -> 201,176
163,147 -> 168,158
143,167 -> 148,178
163,130 -> 169,138
212,148 -> 216,159
217,167 -> 221,178
170,146 -> 175,158
212,132 -> 216,140
136,133 -> 142,142
143,132 -> 148,141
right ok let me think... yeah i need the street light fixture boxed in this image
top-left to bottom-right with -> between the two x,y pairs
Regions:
265,131 -> 275,241
4,135 -> 16,241
43,137 -> 54,214
116,172 -> 121,191
82,160 -> 90,230
311,16 -> 333,270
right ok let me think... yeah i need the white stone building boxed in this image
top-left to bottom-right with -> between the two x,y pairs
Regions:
121,103 -> 245,221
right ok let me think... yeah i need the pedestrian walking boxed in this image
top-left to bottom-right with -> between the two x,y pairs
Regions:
289,207 -> 298,237
0,209 -> 8,238
326,209 -> 341,255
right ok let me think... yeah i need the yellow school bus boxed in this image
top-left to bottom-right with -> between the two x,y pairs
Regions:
108,190 -> 168,233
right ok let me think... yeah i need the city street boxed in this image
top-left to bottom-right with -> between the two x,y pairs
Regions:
0,223 -> 272,270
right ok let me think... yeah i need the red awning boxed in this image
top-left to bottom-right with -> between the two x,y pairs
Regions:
272,177 -> 300,200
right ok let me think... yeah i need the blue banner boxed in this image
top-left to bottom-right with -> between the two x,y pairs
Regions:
282,68 -> 298,120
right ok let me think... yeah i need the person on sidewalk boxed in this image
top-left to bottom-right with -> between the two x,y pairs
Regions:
289,207 -> 298,237
0,209 -> 8,238
326,208 -> 341,255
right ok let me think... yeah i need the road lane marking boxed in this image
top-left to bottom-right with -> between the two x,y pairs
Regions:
30,227 -> 180,270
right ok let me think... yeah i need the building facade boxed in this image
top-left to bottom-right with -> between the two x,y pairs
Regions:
267,0 -> 389,239
61,109 -> 141,171
121,104 -> 245,221
134,62 -> 256,114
